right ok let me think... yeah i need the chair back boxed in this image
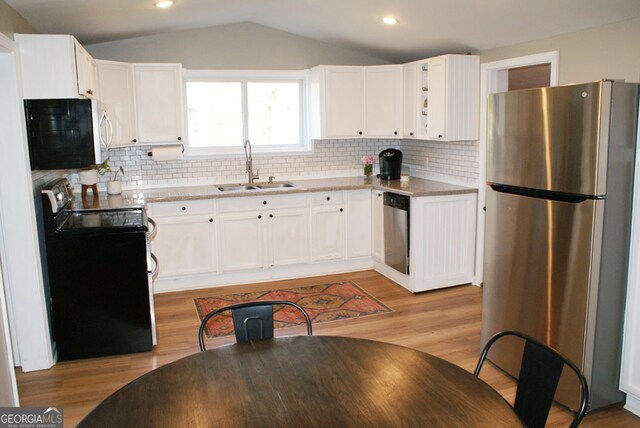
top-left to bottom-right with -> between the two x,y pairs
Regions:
474,330 -> 589,428
199,300 -> 312,351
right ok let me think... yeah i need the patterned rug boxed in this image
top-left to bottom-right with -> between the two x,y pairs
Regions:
194,281 -> 392,338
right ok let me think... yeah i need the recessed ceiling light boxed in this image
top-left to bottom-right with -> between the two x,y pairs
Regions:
154,1 -> 174,8
382,17 -> 398,25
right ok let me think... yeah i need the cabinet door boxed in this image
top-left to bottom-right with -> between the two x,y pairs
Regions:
364,65 -> 402,138
426,56 -> 446,141
267,208 -> 309,267
151,215 -> 217,277
371,190 -> 385,262
97,61 -> 137,147
75,41 -> 97,99
410,193 -> 477,291
346,190 -> 372,258
310,206 -> 345,261
134,64 -> 184,144
402,64 -> 417,138
323,66 -> 364,138
218,211 -> 265,271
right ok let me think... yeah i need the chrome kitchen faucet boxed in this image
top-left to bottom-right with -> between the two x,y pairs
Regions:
243,139 -> 259,183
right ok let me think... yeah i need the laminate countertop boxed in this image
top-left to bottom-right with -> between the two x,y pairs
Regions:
70,177 -> 476,210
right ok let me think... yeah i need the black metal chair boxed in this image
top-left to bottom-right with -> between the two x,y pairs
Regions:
474,330 -> 589,428
198,300 -> 313,351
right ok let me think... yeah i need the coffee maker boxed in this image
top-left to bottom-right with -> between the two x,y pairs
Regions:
379,148 -> 402,180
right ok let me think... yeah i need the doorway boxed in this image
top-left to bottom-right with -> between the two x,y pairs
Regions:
474,51 -> 559,285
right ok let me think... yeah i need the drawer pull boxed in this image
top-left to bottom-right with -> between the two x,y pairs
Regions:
181,207 -> 186,211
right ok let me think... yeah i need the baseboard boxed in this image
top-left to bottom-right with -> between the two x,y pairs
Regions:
625,394 -> 640,417
154,258 -> 374,293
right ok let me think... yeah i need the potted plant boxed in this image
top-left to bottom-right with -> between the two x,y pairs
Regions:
79,160 -> 112,184
106,165 -> 125,195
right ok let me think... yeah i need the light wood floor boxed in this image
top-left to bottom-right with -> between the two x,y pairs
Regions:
15,270 -> 640,427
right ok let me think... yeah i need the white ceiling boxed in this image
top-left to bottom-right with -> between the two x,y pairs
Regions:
7,0 -> 640,62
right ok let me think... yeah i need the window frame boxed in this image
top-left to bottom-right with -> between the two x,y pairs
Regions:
183,69 -> 311,158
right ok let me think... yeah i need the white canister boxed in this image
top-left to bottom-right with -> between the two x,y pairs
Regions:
107,180 -> 122,195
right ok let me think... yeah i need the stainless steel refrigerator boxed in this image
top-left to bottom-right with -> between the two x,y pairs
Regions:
482,80 -> 640,411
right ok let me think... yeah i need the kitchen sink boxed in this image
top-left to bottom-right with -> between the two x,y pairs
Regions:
217,185 -> 258,192
216,182 -> 298,192
255,182 -> 297,189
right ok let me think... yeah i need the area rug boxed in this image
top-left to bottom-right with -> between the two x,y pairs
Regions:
194,281 -> 392,338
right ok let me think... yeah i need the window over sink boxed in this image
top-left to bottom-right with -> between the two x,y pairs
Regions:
184,70 -> 310,157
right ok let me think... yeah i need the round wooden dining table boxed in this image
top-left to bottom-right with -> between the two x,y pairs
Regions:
79,336 -> 522,427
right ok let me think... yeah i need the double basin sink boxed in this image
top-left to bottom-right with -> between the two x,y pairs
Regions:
217,182 -> 297,193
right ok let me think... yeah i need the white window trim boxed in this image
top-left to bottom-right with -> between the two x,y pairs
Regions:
183,69 -> 312,159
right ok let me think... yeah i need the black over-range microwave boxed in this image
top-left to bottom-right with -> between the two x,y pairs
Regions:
24,98 -> 112,170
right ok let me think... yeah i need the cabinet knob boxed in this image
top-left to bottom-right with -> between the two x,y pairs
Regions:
326,197 -> 330,201
438,134 -> 443,138
86,90 -> 93,95
410,132 -> 414,136
358,131 -> 363,135
269,214 -> 273,218
209,218 -> 213,222
258,215 -> 262,219
177,137 -> 182,141
263,201 -> 267,205
132,138 -> 137,143
340,208 -> 344,212
394,131 -> 398,135
181,207 -> 186,211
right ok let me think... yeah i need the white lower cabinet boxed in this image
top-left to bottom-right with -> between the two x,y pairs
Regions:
346,189 -> 372,258
148,188 -> 476,293
149,200 -> 218,278
310,205 -> 345,261
218,211 -> 264,271
371,190 -> 384,261
409,193 -> 477,292
218,207 -> 309,271
268,208 -> 309,267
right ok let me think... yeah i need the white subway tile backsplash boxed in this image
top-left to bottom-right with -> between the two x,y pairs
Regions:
65,138 -> 477,188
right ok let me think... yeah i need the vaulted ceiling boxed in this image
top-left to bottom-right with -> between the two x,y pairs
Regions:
7,0 -> 640,62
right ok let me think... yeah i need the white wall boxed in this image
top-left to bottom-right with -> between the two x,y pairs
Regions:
478,16 -> 640,84
0,0 -> 36,38
87,22 -> 390,70
0,33 -> 54,373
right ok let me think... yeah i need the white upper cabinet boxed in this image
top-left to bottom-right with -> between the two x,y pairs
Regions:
402,64 -> 417,138
423,55 -> 479,141
364,65 -> 402,138
96,60 -> 137,147
15,34 -> 97,99
133,63 -> 185,145
75,41 -> 97,99
310,66 -> 364,139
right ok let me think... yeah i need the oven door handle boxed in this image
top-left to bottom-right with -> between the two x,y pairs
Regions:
150,253 -> 159,280
148,218 -> 157,241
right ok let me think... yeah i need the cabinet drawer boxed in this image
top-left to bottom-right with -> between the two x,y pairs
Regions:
309,191 -> 344,206
217,193 -> 308,213
149,199 -> 215,217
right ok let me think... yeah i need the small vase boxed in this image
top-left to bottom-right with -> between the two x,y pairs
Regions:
363,164 -> 373,183
107,180 -> 122,195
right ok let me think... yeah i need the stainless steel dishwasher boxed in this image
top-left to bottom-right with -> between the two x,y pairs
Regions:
383,192 -> 410,274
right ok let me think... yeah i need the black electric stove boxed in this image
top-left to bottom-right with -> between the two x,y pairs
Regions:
40,178 -> 156,361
